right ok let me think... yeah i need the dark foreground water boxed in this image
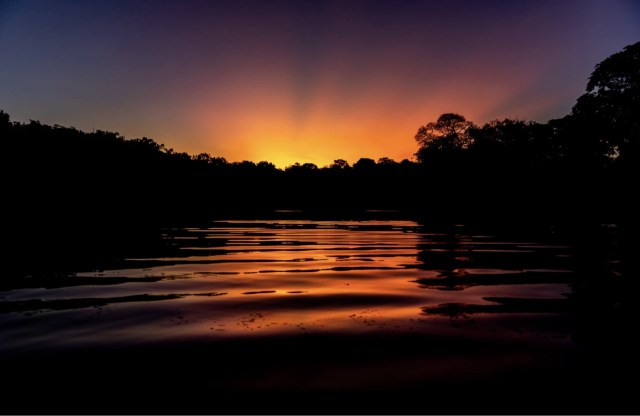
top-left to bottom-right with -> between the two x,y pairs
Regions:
1,219 -> 637,413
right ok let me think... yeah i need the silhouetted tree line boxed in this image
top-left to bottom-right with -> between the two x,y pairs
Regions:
413,41 -> 638,221
2,41 -> 638,276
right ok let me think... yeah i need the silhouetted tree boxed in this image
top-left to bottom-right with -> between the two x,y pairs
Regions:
469,118 -> 555,169
257,161 -> 277,171
570,41 -> 640,167
415,113 -> 475,162
0,110 -> 9,139
193,153 -> 212,163
353,158 -> 376,170
377,157 -> 398,166
329,159 -> 350,169
400,159 -> 415,167
0,110 -> 9,127
210,156 -> 229,168
232,160 -> 257,169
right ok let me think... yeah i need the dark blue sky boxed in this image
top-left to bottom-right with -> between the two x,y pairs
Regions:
1,0 -> 638,166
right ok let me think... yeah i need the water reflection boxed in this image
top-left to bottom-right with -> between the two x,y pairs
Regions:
0,220 -> 583,349
2,219 -> 635,414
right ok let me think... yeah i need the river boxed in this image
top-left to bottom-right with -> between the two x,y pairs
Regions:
0,218 -> 635,413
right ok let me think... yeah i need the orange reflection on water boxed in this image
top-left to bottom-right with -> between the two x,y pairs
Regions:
1,220 -> 577,351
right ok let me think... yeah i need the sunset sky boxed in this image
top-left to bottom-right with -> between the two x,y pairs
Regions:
1,0 -> 639,167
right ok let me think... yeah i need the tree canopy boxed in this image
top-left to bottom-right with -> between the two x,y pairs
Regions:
414,113 -> 475,162
570,41 -> 640,166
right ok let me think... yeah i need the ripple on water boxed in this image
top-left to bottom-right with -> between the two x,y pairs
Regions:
0,219 -> 584,350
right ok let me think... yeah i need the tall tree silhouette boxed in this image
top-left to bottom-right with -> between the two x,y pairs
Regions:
415,113 -> 475,162
329,159 -> 350,170
569,41 -> 640,168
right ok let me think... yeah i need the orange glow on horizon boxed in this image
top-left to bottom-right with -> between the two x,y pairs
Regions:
182,78 -> 550,168
174,38 -> 563,169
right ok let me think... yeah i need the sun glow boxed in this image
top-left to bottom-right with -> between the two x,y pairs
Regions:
179,35 -> 571,169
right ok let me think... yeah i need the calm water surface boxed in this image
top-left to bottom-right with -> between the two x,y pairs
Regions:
1,219 -> 576,350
